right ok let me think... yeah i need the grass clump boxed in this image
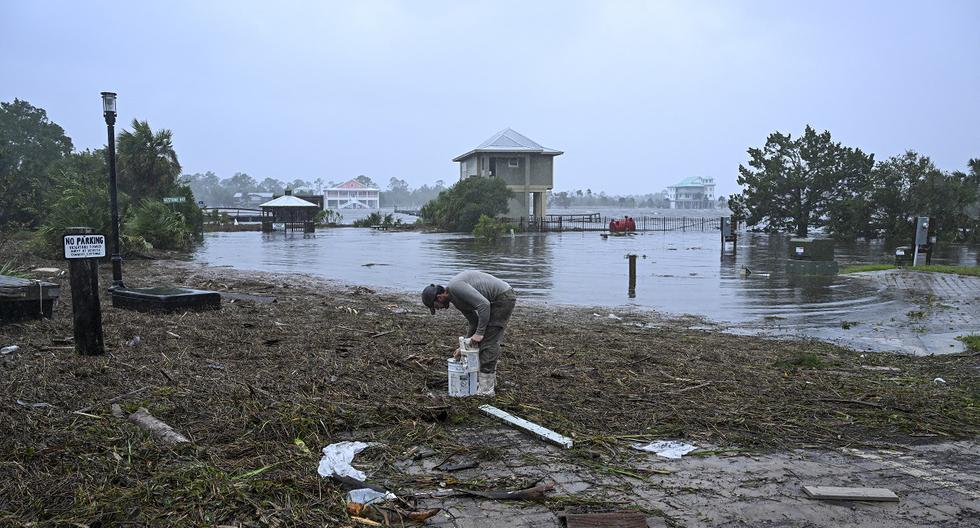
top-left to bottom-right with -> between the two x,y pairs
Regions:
779,351 -> 827,369
958,335 -> 980,353
841,263 -> 980,277
840,264 -> 896,273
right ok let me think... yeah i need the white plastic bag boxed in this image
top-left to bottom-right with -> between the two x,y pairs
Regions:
317,441 -> 376,480
633,440 -> 697,459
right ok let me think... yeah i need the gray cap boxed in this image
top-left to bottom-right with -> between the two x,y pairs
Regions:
421,284 -> 442,314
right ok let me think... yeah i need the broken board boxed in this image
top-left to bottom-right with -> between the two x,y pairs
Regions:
803,486 -> 899,502
478,405 -> 573,449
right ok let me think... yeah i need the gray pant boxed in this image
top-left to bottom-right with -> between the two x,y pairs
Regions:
463,289 -> 516,374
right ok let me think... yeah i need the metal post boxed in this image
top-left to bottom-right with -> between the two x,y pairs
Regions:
103,99 -> 124,289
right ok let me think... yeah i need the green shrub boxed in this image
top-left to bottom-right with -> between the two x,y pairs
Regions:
419,177 -> 512,231
34,151 -> 114,256
352,212 -> 382,227
352,212 -> 400,228
472,214 -> 513,241
126,200 -> 196,251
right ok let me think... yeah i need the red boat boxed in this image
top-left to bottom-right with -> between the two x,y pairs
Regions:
608,216 -> 636,233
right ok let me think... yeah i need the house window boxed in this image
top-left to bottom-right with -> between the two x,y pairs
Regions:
509,158 -> 519,168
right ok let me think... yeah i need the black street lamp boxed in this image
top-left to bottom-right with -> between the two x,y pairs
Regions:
101,91 -> 124,289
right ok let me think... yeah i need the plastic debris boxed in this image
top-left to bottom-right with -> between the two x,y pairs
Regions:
16,400 -> 54,409
633,440 -> 697,459
607,314 -> 622,320
126,336 -> 141,347
347,488 -> 396,505
479,405 -> 573,448
934,377 -> 946,384
318,441 -> 377,480
1,345 -> 20,355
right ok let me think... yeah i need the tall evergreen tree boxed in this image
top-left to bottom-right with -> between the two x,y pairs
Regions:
729,126 -> 873,237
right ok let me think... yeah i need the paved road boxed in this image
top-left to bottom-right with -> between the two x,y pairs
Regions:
733,270 -> 980,356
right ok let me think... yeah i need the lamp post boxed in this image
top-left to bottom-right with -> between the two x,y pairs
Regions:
101,91 -> 124,289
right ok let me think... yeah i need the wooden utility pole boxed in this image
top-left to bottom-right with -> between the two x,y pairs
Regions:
627,254 -> 637,298
64,227 -> 105,355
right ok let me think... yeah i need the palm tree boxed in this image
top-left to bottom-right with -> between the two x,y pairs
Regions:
116,119 -> 181,201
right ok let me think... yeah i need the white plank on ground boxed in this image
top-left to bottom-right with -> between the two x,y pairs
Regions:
479,405 -> 573,449
803,486 -> 899,502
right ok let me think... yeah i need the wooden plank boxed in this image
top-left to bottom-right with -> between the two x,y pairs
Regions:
565,512 -> 648,528
478,405 -> 573,449
803,486 -> 899,502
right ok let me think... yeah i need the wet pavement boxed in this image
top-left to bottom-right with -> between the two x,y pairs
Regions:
400,425 -> 980,527
730,269 -> 980,356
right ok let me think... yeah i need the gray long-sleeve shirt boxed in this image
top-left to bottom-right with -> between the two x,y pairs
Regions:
447,271 -> 512,336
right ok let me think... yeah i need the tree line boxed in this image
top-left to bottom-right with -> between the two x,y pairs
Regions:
729,125 -> 980,242
549,189 -> 727,209
0,99 -> 202,253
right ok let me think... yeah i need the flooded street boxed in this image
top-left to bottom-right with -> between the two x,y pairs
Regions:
193,229 -> 980,354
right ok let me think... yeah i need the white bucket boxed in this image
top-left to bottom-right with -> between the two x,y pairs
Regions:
447,359 -> 471,397
458,336 -> 481,373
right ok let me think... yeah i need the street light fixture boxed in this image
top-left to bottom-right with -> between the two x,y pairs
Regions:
101,91 -> 124,288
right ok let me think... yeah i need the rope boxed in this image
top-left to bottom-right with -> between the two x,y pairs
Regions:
34,279 -> 43,316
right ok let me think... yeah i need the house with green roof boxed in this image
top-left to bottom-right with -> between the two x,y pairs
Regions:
666,176 -> 716,209
453,128 -> 563,219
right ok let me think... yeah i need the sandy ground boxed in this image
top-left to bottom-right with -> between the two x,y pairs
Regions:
1,255 -> 978,527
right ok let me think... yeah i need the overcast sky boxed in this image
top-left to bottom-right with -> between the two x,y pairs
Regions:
3,0 -> 978,196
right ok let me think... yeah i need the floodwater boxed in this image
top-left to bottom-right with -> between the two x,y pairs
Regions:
192,228 -> 979,328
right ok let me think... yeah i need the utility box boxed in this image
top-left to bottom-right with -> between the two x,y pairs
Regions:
785,259 -> 839,275
895,246 -> 913,266
788,238 -> 835,261
0,276 -> 59,323
786,237 -> 838,275
914,217 -> 930,247
912,216 -> 935,266
720,217 -> 737,257
112,287 -> 221,313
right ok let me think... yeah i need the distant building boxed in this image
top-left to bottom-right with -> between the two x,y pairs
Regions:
324,179 -> 380,210
259,191 -> 319,233
666,177 -> 716,209
453,128 -> 562,219
233,192 -> 275,207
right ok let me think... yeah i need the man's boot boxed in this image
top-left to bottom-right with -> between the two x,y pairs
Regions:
476,372 -> 496,397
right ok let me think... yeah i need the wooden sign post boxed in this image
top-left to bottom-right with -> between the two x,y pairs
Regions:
627,254 -> 637,298
64,227 -> 105,355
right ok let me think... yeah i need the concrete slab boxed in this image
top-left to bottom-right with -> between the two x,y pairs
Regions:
397,425 -> 980,527
731,270 -> 980,356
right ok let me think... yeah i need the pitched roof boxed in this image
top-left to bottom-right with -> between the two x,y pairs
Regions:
668,176 -> 715,188
453,128 -> 563,161
326,179 -> 379,191
259,195 -> 319,208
